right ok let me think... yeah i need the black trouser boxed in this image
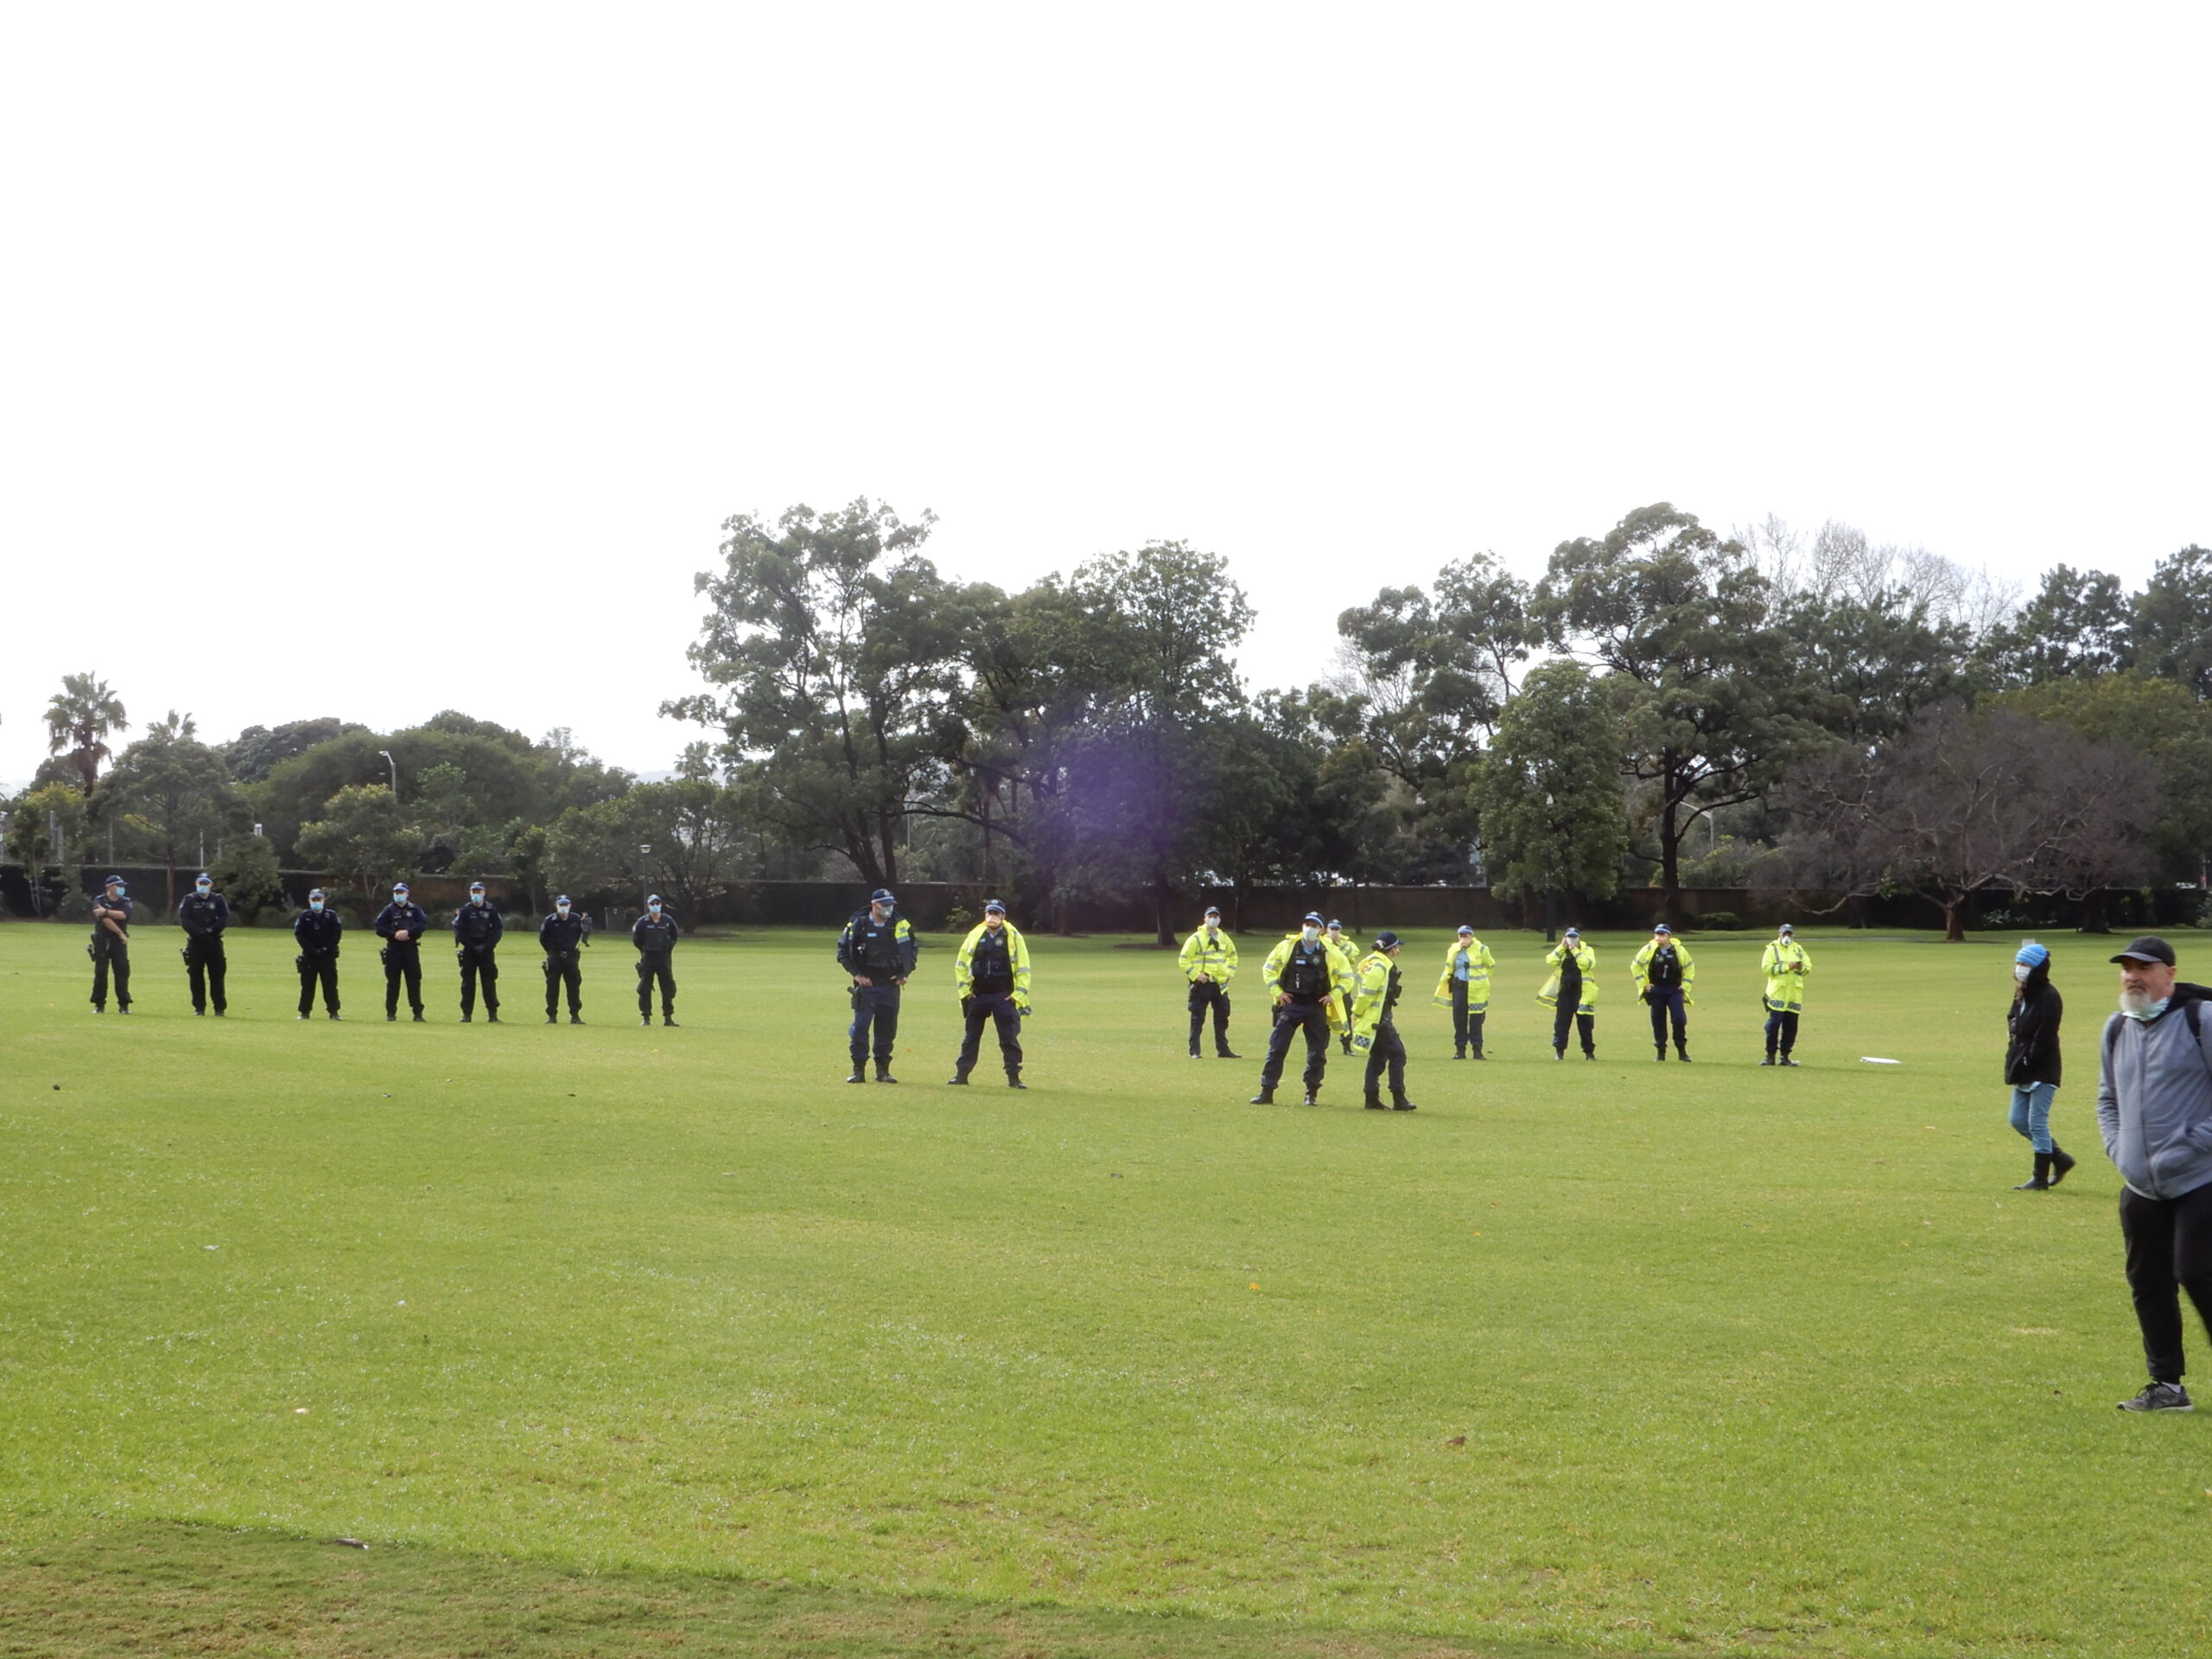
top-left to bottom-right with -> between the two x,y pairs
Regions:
1553,1004 -> 1594,1054
1647,985 -> 1687,1048
956,990 -> 1024,1078
91,937 -> 130,1009
543,952 -> 582,1017
1187,981 -> 1231,1054
2121,1181 -> 2212,1384
459,946 -> 499,1016
1261,1000 -> 1332,1091
184,934 -> 227,1013
849,983 -> 900,1064
1363,1022 -> 1407,1098
1451,980 -> 1486,1055
383,943 -> 423,1016
297,951 -> 340,1015
638,955 -> 676,1018
1764,1007 -> 1800,1057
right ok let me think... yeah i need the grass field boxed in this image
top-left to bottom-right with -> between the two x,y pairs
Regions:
3,918 -> 2208,1657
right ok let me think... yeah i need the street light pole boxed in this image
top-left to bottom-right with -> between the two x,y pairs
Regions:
378,749 -> 400,798
640,845 -> 652,918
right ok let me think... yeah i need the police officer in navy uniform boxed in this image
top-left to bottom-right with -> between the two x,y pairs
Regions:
177,871 -> 231,1016
632,894 -> 680,1027
89,874 -> 134,1014
453,880 -> 504,1022
1251,912 -> 1354,1106
538,893 -> 588,1024
837,887 -> 917,1082
374,881 -> 429,1020
293,887 -> 343,1019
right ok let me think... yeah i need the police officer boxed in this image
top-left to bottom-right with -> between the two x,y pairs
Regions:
949,899 -> 1031,1088
1351,931 -> 1419,1110
1178,905 -> 1240,1058
453,880 -> 504,1022
1540,927 -> 1599,1059
177,872 -> 231,1016
1760,921 -> 1811,1065
89,875 -> 133,1014
1251,912 -> 1355,1106
633,894 -> 680,1027
1631,922 -> 1695,1062
374,880 -> 429,1021
1326,918 -> 1356,1053
293,887 -> 343,1019
837,888 -> 916,1082
1435,924 -> 1495,1058
539,893 -> 588,1024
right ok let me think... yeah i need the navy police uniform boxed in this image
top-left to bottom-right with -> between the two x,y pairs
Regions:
374,896 -> 431,1019
177,885 -> 231,1014
632,908 -> 680,1024
89,885 -> 133,1012
538,906 -> 588,1021
837,897 -> 918,1080
293,900 -> 344,1016
453,897 -> 504,1020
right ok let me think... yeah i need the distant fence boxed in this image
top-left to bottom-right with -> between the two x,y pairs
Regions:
2,866 -> 2197,933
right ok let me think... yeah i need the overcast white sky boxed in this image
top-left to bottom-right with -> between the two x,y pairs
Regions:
3,3 -> 2207,791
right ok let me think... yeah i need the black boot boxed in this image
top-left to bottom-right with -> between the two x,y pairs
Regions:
875,1060 -> 898,1084
1583,1046 -> 1597,1060
1007,1073 -> 1027,1090
1301,1088 -> 1320,1106
846,1065 -> 867,1084
1250,1086 -> 1275,1104
2015,1153 -> 2052,1191
946,1073 -> 969,1085
1675,1042 -> 1691,1062
1363,1094 -> 1386,1110
1656,1044 -> 1668,1062
2049,1143 -> 2077,1186
1454,1047 -> 1465,1060
1554,1046 -> 1566,1060
1391,1092 -> 1418,1111
1779,1052 -> 1798,1067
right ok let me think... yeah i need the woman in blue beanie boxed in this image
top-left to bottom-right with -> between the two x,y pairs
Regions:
2005,941 -> 2075,1190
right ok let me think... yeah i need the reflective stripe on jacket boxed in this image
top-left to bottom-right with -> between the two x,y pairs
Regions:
1630,939 -> 1695,1005
1432,939 -> 1495,1010
1179,927 -> 1238,985
1760,940 -> 1810,1012
1537,943 -> 1599,1012
1262,934 -> 1355,1028
955,922 -> 1031,1011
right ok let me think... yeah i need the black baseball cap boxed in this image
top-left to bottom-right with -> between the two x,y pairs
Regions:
870,888 -> 895,906
984,898 -> 1007,913
1375,930 -> 1401,950
2111,936 -> 2177,967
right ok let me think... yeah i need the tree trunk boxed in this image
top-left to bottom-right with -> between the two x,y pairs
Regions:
1659,787 -> 1681,912
1154,874 -> 1173,948
2082,888 -> 2110,934
163,853 -> 177,913
1543,888 -> 1558,944
1942,896 -> 1967,942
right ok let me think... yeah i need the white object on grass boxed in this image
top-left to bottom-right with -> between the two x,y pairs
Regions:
1861,1057 -> 1903,1065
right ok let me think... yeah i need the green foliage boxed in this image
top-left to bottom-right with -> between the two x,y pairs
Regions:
1973,564 -> 2135,690
99,711 -> 241,906
2131,543 -> 2212,696
220,717 -> 368,784
1471,661 -> 1626,903
2,782 -> 92,872
295,785 -> 416,905
209,833 -> 283,920
42,671 -> 128,793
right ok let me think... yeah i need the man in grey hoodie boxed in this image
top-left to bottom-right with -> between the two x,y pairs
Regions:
2096,935 -> 2212,1412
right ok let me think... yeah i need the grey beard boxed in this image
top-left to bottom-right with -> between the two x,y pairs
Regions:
2119,988 -> 2165,1018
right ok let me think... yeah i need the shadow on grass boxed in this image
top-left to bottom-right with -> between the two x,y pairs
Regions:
0,1522 -> 1592,1658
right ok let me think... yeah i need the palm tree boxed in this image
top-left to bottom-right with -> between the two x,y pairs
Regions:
44,672 -> 127,793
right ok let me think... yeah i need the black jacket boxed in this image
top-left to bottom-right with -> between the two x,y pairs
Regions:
375,902 -> 429,944
453,901 -> 504,950
539,912 -> 588,955
294,907 -> 343,956
178,892 -> 230,937
2005,973 -> 2063,1087
633,913 -> 680,956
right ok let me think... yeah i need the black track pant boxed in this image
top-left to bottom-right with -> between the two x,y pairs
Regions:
638,955 -> 676,1018
384,944 -> 423,1016
459,947 -> 499,1016
185,935 -> 228,1013
1553,1005 -> 1595,1054
1764,1008 -> 1800,1057
1647,985 -> 1688,1048
956,991 -> 1024,1078
91,939 -> 130,1009
2121,1181 -> 2212,1384
1363,1023 -> 1408,1099
544,954 -> 582,1017
1451,980 -> 1486,1055
1261,1000 -> 1332,1091
297,953 -> 340,1015
850,984 -> 900,1064
1187,981 -> 1231,1054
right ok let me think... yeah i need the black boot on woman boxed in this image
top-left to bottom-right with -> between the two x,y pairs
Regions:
2014,1153 -> 2052,1191
2047,1143 -> 2076,1187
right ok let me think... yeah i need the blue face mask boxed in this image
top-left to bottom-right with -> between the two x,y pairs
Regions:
309,899 -> 324,912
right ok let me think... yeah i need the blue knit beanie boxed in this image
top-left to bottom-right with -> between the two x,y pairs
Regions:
2015,941 -> 2050,969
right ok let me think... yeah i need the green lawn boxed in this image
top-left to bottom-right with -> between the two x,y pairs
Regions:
2,920 -> 2206,1657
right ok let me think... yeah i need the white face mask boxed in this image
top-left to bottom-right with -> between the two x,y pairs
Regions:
1301,925 -> 1319,943
1205,922 -> 1217,934
470,893 -> 485,904
2014,963 -> 2032,982
196,882 -> 212,894
557,905 -> 570,916
393,894 -> 407,905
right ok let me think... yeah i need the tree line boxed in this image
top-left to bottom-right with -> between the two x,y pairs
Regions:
6,499 -> 2207,938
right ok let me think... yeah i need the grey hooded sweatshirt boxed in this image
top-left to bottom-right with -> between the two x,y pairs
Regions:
2096,998 -> 2212,1199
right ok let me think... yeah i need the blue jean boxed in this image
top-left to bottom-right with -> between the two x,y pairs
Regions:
2008,1081 -> 2056,1154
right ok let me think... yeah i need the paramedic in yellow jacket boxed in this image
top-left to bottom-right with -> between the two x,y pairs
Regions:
1538,927 -> 1599,1059
1178,905 -> 1241,1059
1249,911 -> 1356,1106
949,899 -> 1032,1088
1760,921 -> 1811,1065
1350,931 -> 1419,1110
1433,924 -> 1496,1059
1630,922 -> 1696,1062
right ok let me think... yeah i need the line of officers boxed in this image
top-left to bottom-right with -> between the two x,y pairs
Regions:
81,873 -> 684,1027
833,894 -> 1819,1105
